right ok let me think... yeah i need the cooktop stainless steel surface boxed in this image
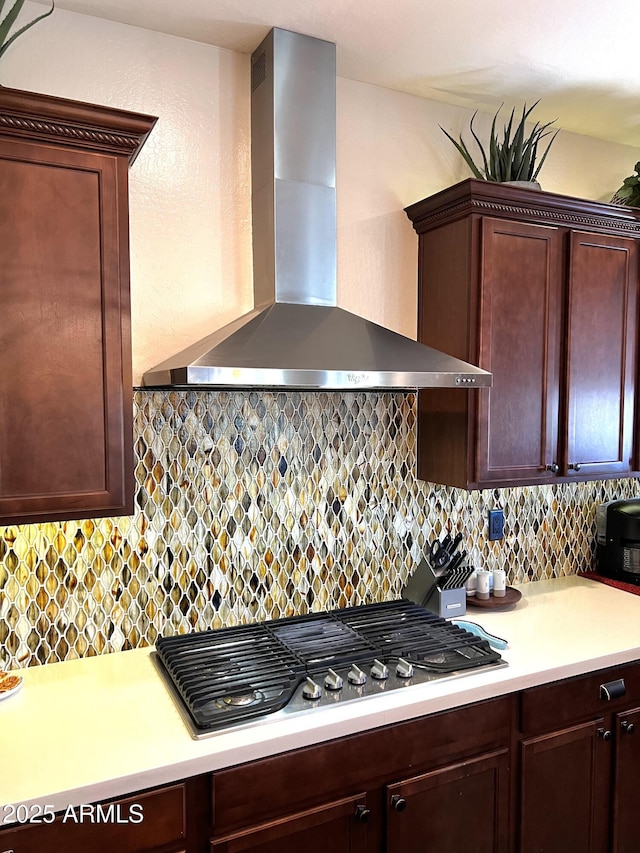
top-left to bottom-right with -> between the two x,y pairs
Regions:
154,599 -> 507,739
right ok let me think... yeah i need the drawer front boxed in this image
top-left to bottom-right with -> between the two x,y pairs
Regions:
521,661 -> 640,735
212,695 -> 513,834
210,793 -> 368,853
0,783 -> 186,853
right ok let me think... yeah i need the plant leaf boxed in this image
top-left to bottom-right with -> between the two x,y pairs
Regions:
0,0 -> 54,60
531,128 -> 560,180
469,109 -> 491,179
439,125 -> 484,179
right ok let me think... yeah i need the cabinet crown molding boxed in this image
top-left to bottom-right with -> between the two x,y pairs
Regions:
406,177 -> 640,238
0,86 -> 156,162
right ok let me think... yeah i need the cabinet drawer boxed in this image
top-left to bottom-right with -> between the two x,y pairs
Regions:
0,783 -> 186,853
521,661 -> 640,735
212,696 -> 513,834
210,793 -> 368,853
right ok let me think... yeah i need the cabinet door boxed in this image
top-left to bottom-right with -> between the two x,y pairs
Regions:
0,784 -> 187,853
564,231 -> 638,477
210,793 -> 368,853
476,217 -> 563,485
0,135 -> 133,524
612,707 -> 640,853
520,719 -> 610,853
386,748 -> 510,853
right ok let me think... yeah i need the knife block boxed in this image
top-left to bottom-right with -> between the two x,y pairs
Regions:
402,558 -> 467,618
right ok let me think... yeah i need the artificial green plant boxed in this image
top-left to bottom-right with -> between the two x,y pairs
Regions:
441,101 -> 559,183
0,0 -> 54,60
612,162 -> 640,207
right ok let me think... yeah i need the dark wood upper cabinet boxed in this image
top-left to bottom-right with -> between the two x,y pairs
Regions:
0,87 -> 156,524
405,179 -> 640,489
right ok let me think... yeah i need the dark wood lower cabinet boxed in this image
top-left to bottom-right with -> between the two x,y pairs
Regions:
208,696 -> 513,853
611,707 -> 640,853
0,782 -> 192,853
520,719 -> 610,853
3,662 -> 640,853
209,793 -> 368,853
386,749 -> 510,853
518,661 -> 640,853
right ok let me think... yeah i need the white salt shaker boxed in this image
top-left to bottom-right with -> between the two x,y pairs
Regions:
493,567 -> 507,597
476,569 -> 491,600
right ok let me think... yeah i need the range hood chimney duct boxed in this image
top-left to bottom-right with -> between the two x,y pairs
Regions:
143,28 -> 491,391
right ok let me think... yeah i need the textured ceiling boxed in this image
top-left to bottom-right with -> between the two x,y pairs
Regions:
31,0 -> 640,147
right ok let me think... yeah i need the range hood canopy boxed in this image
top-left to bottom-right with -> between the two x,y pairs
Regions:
143,28 -> 491,391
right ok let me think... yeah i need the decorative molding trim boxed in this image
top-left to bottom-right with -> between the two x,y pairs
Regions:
409,196 -> 640,235
0,112 -> 141,154
472,199 -> 640,233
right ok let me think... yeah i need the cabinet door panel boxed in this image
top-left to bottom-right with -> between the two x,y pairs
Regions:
210,794 -> 367,853
520,719 -> 609,853
565,231 -> 638,476
386,749 -> 509,853
0,136 -> 133,523
0,784 -> 187,853
476,218 -> 563,484
612,707 -> 640,853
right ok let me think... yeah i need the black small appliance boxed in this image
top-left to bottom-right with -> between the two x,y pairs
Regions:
596,499 -> 640,585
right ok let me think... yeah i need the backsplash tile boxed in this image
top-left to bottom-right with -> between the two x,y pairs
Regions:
0,389 -> 637,669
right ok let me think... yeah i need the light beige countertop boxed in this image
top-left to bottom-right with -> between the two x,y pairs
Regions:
1,575 -> 639,818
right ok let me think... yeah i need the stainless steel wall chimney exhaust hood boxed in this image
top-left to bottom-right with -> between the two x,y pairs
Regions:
143,28 -> 491,391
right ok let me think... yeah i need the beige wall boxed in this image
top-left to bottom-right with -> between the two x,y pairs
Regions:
7,2 -> 640,383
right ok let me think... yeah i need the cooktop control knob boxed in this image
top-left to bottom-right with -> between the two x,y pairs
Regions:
371,659 -> 389,680
396,658 -> 414,679
324,668 -> 343,691
302,676 -> 322,700
348,664 -> 367,686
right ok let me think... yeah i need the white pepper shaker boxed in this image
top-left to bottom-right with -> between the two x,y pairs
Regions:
493,567 -> 506,597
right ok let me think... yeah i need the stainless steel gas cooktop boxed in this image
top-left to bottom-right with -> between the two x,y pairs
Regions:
154,599 -> 506,739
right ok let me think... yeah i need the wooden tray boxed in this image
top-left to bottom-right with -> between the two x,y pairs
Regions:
466,586 -> 522,611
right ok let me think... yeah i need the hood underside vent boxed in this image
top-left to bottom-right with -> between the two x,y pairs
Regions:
143,28 -> 491,391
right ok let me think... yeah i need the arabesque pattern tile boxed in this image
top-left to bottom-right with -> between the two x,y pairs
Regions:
0,390 -> 637,668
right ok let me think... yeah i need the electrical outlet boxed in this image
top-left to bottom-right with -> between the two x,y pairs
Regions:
488,508 -> 504,541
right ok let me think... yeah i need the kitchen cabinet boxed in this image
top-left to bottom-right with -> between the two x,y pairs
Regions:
209,794 -> 369,853
3,657 -> 640,853
209,694 -> 513,853
386,748 -> 510,853
0,697 -> 512,853
405,179 -> 640,488
0,778 -> 206,853
0,87 -> 155,524
518,660 -> 640,853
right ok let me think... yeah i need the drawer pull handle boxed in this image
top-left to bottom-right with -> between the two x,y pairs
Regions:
391,795 -> 407,812
600,678 -> 626,701
621,721 -> 636,734
597,728 -> 613,741
354,805 -> 371,823
545,463 -> 559,474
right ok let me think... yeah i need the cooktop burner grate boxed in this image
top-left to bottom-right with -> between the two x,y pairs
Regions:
155,599 -> 504,737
